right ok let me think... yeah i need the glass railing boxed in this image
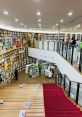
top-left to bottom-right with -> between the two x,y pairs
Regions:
55,73 -> 82,106
38,41 -> 82,73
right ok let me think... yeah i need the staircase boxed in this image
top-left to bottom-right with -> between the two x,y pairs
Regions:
26,98 -> 45,117
43,83 -> 82,117
0,84 -> 45,117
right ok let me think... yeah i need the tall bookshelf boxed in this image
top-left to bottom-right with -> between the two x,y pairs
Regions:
0,29 -> 28,84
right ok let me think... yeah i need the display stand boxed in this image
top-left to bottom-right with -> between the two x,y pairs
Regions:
28,64 -> 39,78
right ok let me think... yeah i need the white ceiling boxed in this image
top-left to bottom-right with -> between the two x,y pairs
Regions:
0,0 -> 82,32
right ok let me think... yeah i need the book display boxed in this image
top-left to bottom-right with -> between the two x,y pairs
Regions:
28,64 -> 39,78
0,29 -> 28,84
40,62 -> 50,75
38,33 -> 65,41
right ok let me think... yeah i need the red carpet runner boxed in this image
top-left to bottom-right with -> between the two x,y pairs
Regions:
43,84 -> 82,117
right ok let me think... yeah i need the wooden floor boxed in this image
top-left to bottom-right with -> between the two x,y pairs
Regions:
0,71 -> 55,117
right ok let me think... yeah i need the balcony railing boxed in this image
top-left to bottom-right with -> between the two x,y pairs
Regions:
55,73 -> 82,106
38,41 -> 82,73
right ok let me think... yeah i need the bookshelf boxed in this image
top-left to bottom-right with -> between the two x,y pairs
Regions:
0,29 -> 28,84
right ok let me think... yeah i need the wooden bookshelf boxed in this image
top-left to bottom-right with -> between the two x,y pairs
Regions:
0,29 -> 28,84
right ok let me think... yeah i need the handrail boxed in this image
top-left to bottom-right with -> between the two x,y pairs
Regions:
28,47 -> 82,106
55,73 -> 81,105
38,40 -> 82,73
64,74 -> 82,84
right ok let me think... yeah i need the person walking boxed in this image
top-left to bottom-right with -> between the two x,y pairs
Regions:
14,69 -> 18,80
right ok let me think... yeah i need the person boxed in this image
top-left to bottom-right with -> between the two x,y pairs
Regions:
49,68 -> 53,79
0,74 -> 2,83
66,36 -> 70,45
38,64 -> 42,76
14,69 -> 18,80
71,35 -> 76,46
76,39 -> 80,63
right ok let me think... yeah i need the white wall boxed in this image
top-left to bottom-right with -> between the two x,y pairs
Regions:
28,47 -> 82,83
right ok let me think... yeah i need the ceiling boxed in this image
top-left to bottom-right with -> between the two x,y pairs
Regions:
0,0 -> 82,32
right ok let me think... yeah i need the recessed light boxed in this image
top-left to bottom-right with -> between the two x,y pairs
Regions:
36,11 -> 41,16
60,19 -> 64,23
15,18 -> 18,22
56,24 -> 59,26
4,11 -> 8,15
38,19 -> 42,22
20,23 -> 24,26
77,24 -> 81,28
68,12 -> 73,16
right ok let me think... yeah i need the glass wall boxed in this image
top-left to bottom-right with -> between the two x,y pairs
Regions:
38,41 -> 82,72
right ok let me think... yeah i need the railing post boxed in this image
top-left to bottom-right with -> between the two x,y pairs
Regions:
76,83 -> 80,104
60,74 -> 63,86
59,42 -> 60,54
55,74 -> 57,84
56,74 -> 59,84
71,46 -> 74,65
58,74 -> 59,85
68,81 -> 71,97
57,41 -> 59,53
42,41 -> 44,50
54,42 -> 55,51
64,75 -> 66,90
62,43 -> 64,57
79,48 -> 82,72
66,44 -> 68,60
47,41 -> 49,50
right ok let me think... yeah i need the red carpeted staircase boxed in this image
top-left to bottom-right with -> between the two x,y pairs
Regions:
43,83 -> 82,117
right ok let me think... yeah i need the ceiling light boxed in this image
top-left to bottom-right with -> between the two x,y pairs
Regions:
77,24 -> 81,28
38,19 -> 42,22
20,23 -> 24,26
3,11 -> 8,15
36,11 -> 41,16
15,18 -> 18,22
56,24 -> 59,26
60,19 -> 64,23
68,12 -> 73,16
74,24 -> 81,29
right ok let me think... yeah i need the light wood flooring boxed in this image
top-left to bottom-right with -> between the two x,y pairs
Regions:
0,71 -> 55,117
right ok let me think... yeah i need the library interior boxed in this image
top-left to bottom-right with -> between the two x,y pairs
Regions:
0,0 -> 82,117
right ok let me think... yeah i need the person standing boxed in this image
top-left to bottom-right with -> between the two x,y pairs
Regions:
14,69 -> 18,80
71,35 -> 76,46
38,64 -> 42,76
